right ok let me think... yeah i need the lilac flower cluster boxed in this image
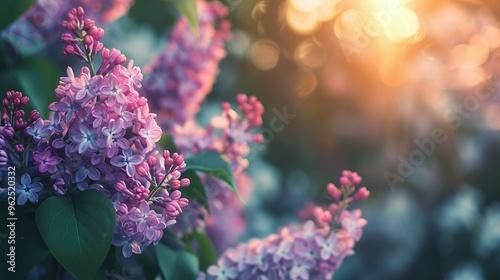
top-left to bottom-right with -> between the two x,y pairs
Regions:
169,94 -> 264,241
142,0 -> 231,129
0,91 -> 49,204
202,171 -> 369,280
1,7 -> 192,258
0,0 -> 134,59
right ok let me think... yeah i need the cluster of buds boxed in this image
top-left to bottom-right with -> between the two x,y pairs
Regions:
61,7 -> 104,63
203,171 -> 369,280
1,91 -> 41,156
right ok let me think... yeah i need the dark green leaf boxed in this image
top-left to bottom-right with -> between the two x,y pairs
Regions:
136,247 -> 161,280
160,229 -> 185,250
35,189 -> 116,280
158,133 -> 178,153
0,0 -> 36,31
181,170 -> 210,214
0,212 -> 48,280
190,232 -> 217,271
0,57 -> 59,118
171,0 -> 199,33
15,58 -> 59,118
155,242 -> 199,280
185,152 -> 243,203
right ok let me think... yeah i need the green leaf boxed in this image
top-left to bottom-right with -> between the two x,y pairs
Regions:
190,232 -> 218,271
158,133 -> 178,153
136,247 -> 161,280
181,170 -> 210,214
0,212 -> 49,280
171,0 -> 199,33
16,58 -> 59,118
0,0 -> 36,31
0,57 -> 59,118
155,242 -> 199,280
185,152 -> 243,203
35,189 -> 116,280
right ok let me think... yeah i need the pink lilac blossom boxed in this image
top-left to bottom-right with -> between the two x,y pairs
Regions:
142,0 -> 231,129
1,7 -> 191,257
201,171 -> 369,280
169,95 -> 264,247
0,0 -> 133,59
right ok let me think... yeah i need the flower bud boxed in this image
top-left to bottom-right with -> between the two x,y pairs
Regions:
326,183 -> 342,202
352,187 -> 370,201
15,144 -> 24,153
180,178 -> 190,187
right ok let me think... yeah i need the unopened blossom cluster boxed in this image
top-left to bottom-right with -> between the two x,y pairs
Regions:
202,171 -> 369,280
0,0 -> 133,59
142,0 -> 231,129
1,7 -> 191,258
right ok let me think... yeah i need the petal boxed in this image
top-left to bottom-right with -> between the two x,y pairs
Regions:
128,155 -> 144,164
110,156 -> 126,167
27,192 -> 39,203
87,167 -> 101,181
17,193 -> 28,205
20,173 -> 31,186
75,168 -> 87,182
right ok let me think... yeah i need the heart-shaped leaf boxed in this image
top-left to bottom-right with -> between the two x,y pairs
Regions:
35,189 -> 116,280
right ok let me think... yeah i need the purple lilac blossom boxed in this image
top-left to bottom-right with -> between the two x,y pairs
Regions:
142,0 -> 231,129
0,7 -> 192,257
202,171 -> 370,280
169,94 -> 264,248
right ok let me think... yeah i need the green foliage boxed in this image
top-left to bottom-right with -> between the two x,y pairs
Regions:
0,0 -> 35,31
158,133 -> 178,153
181,170 -> 210,214
0,58 -> 59,118
170,0 -> 199,33
0,212 -> 49,280
156,241 -> 199,280
190,232 -> 218,271
35,190 -> 116,280
185,152 -> 243,202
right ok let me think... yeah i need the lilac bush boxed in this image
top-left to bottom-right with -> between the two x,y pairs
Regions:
1,6 -> 191,258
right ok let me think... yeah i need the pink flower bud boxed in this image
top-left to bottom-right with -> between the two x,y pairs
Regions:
236,93 -> 247,104
169,180 -> 180,189
180,178 -> 190,187
15,144 -> 24,153
178,197 -> 189,207
328,203 -> 338,215
83,34 -> 94,46
326,183 -> 342,201
147,155 -> 157,167
14,110 -> 24,118
351,172 -> 362,185
352,187 -> 370,201
221,102 -> 231,111
339,176 -> 349,186
136,165 -> 149,177
170,190 -> 182,200
77,6 -> 85,18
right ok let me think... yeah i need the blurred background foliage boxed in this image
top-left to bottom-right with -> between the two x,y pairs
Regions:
2,0 -> 500,279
